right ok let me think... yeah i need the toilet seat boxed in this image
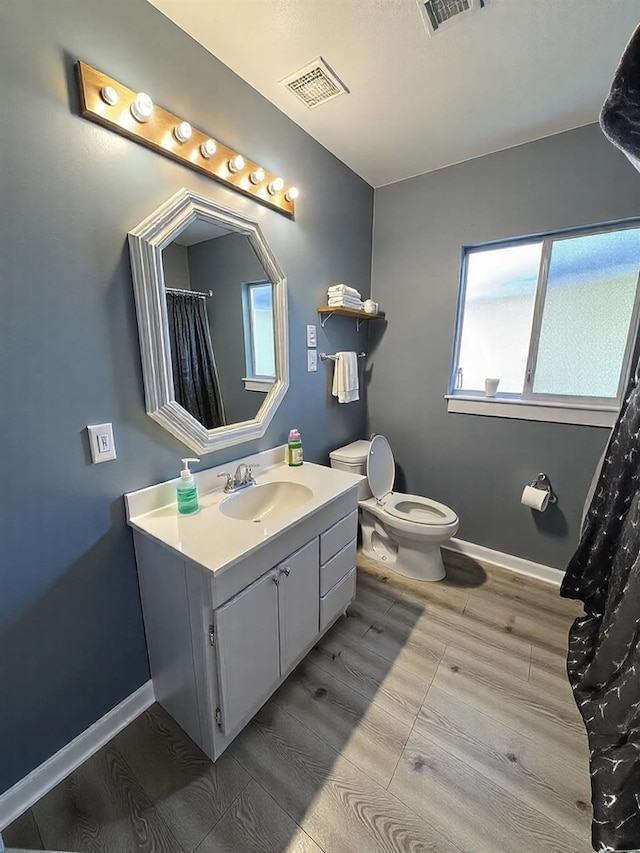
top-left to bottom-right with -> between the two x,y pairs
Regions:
384,493 -> 457,527
366,435 -> 458,529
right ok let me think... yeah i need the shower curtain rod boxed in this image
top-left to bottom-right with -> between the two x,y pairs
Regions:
165,287 -> 213,299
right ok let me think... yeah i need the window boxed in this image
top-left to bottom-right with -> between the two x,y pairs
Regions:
242,281 -> 276,392
447,222 -> 640,426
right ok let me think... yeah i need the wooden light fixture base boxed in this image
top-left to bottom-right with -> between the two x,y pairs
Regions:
76,61 -> 295,217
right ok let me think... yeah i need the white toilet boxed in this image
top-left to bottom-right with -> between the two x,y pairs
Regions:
329,436 -> 459,582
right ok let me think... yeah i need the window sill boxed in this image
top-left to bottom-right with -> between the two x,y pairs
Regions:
243,377 -> 275,393
445,395 -> 617,427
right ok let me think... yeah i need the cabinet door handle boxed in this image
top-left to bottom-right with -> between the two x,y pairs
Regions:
281,566 -> 291,577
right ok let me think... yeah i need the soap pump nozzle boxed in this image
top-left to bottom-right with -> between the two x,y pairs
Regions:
181,457 -> 200,479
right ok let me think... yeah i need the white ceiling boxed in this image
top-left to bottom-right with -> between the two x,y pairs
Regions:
148,0 -> 640,188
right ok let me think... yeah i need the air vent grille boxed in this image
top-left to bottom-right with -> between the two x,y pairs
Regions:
419,0 -> 480,35
280,58 -> 348,109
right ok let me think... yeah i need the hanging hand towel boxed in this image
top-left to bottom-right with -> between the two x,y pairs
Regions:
332,352 -> 359,403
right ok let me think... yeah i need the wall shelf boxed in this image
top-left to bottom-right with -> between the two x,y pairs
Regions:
317,306 -> 386,331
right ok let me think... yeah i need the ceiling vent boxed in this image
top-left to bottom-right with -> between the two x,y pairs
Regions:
418,0 -> 482,36
280,58 -> 349,110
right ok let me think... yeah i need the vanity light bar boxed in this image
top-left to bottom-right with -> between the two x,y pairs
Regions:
76,61 -> 297,217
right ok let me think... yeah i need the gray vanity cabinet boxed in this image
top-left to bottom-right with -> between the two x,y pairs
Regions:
214,568 -> 281,735
278,539 -> 320,673
214,537 -> 319,735
131,485 -> 359,763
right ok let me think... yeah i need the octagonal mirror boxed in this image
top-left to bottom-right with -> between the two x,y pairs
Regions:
128,189 -> 289,454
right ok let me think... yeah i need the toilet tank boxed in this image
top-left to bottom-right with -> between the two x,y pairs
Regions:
329,440 -> 372,500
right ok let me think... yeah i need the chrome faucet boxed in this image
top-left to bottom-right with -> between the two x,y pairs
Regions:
218,463 -> 259,493
233,463 -> 252,487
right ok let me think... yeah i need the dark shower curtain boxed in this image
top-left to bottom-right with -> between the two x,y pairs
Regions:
166,292 -> 225,430
561,371 -> 640,852
560,22 -> 640,853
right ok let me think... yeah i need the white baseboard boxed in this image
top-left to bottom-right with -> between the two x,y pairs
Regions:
444,538 -> 564,587
0,680 -> 155,831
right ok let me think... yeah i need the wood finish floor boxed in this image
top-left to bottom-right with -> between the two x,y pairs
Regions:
4,551 -> 592,852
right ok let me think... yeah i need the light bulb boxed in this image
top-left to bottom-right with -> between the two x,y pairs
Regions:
174,121 -> 192,143
200,139 -> 217,159
100,86 -> 118,106
228,154 -> 245,173
130,92 -> 153,123
267,177 -> 284,195
285,187 -> 299,202
249,167 -> 265,185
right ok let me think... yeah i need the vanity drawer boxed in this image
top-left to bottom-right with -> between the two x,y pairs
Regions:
320,567 -> 356,632
320,539 -> 356,597
320,510 -> 358,564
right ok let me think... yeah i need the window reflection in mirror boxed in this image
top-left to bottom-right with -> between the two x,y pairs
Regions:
243,281 -> 275,381
162,221 -> 276,428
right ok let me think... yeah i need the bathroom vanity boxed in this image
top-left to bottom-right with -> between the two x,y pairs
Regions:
125,446 -> 361,761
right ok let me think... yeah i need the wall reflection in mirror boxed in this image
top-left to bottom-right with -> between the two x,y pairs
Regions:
162,222 -> 275,429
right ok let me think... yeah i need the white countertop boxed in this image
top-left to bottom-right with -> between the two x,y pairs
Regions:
125,446 -> 362,576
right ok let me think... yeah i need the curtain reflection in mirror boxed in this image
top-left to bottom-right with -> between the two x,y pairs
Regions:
167,292 -> 226,429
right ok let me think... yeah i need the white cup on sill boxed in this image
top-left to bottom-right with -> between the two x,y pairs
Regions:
485,377 -> 500,397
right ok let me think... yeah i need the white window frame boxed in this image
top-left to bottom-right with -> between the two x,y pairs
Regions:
242,280 -> 276,393
446,220 -> 640,427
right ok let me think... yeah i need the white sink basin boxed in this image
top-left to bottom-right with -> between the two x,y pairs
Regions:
219,481 -> 314,523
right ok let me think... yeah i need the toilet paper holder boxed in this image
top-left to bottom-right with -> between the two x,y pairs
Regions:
529,472 -> 557,504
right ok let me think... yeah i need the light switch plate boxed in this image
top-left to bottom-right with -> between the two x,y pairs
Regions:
87,423 -> 117,463
307,349 -> 318,372
306,324 -> 317,348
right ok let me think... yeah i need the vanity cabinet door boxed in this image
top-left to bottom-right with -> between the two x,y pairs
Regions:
278,538 -> 320,675
214,569 -> 280,735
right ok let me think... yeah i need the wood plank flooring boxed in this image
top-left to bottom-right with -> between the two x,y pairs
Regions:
3,550 -> 592,852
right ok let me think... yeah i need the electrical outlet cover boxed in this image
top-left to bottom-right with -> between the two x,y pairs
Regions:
307,350 -> 318,372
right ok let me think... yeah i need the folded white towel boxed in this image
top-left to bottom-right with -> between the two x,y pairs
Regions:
328,292 -> 362,304
328,297 -> 363,309
332,351 -> 359,404
328,284 -> 362,300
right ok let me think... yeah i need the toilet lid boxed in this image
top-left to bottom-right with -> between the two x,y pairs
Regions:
367,435 -> 395,500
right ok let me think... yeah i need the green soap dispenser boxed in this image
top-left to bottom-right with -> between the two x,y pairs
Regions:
177,457 -> 200,514
287,429 -> 303,466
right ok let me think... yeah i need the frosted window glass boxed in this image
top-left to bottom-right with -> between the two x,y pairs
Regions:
533,228 -> 640,397
457,242 -> 542,393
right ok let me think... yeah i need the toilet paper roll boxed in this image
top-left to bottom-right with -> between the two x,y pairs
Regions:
521,485 -> 549,512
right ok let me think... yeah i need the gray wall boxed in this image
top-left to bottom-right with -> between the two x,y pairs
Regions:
189,233 -> 268,424
0,0 -> 372,793
369,124 -> 640,570
163,244 -> 191,291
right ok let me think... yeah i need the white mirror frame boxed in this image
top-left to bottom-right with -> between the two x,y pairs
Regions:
128,188 -> 289,454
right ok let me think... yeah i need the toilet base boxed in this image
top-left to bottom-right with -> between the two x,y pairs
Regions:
360,513 -> 447,582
